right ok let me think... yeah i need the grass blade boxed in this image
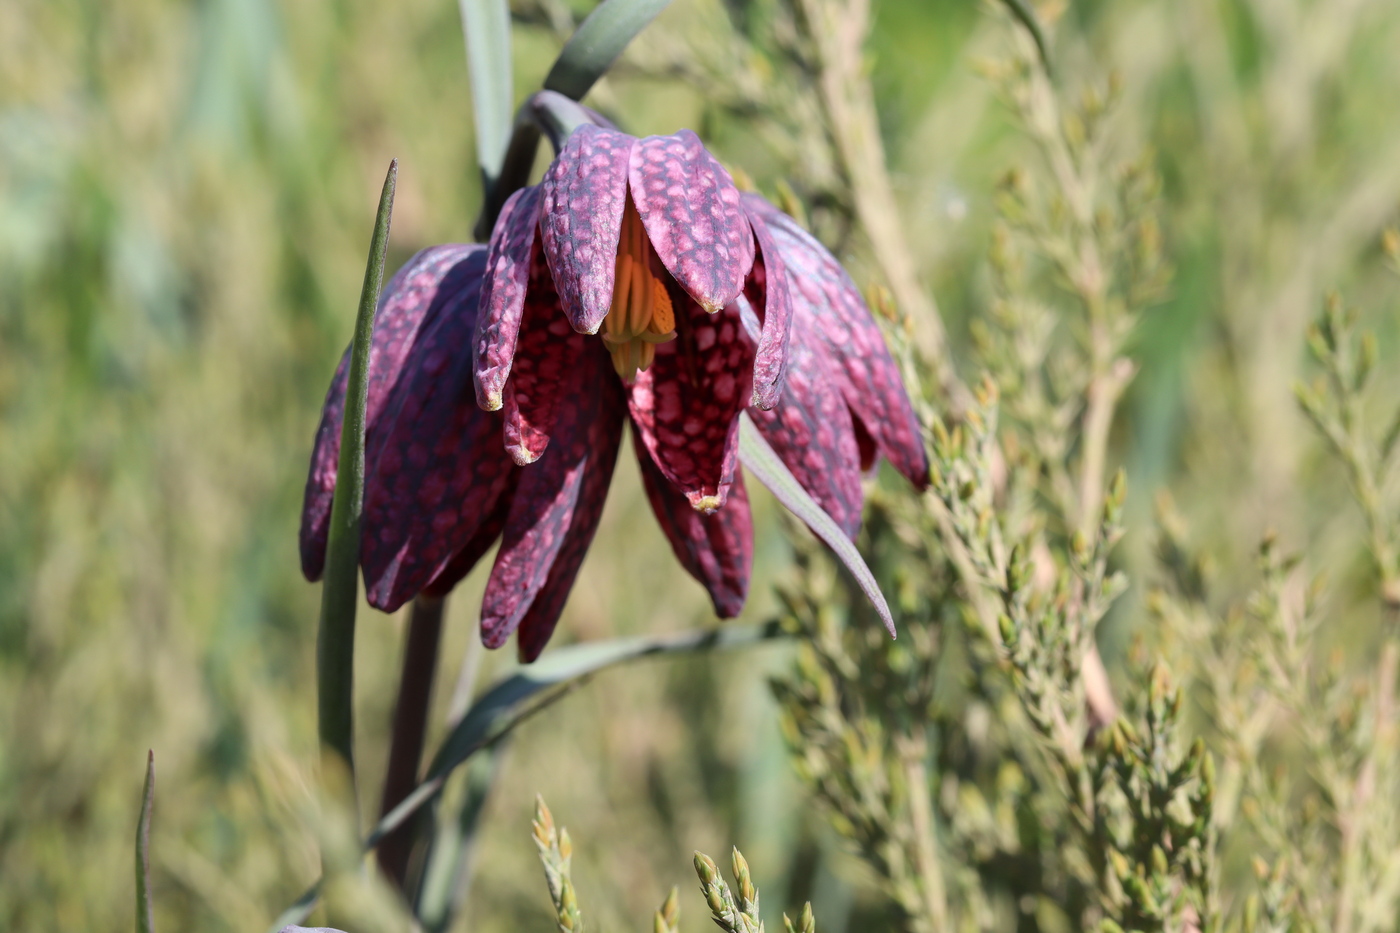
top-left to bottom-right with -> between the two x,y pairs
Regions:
136,751 -> 155,933
317,160 -> 398,787
458,0 -> 513,183
543,0 -> 673,101
999,0 -> 1052,75
738,413 -> 896,638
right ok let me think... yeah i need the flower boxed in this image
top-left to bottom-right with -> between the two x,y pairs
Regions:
300,124 -> 927,661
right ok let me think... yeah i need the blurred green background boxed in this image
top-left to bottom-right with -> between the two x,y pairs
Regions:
2,0 -> 1399,930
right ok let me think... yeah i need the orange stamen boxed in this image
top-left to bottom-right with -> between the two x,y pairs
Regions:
603,195 -> 677,381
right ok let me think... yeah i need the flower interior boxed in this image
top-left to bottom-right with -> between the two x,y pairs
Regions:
601,195 -> 677,381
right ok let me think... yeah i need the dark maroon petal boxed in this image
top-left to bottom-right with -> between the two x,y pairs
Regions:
628,130 -> 754,314
636,439 -> 752,618
481,345 -> 621,650
500,249 -> 589,464
475,185 -> 542,410
742,193 -> 929,488
539,124 -> 634,335
744,212 -> 793,411
511,368 -> 629,662
301,244 -> 486,581
628,291 -> 754,512
421,474 -> 518,597
361,261 -> 517,612
747,327 -> 864,539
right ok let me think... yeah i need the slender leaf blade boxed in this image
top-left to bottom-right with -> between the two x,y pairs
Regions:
738,413 -> 896,637
271,623 -> 784,930
317,160 -> 398,783
543,0 -> 673,101
459,0 -> 514,182
1000,0 -> 1052,75
136,751 -> 155,933
414,746 -> 505,931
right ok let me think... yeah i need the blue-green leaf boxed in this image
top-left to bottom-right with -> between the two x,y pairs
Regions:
738,413 -> 896,638
413,746 -> 504,932
375,621 -> 785,844
136,751 -> 155,933
317,160 -> 397,784
270,623 -> 784,931
458,0 -> 514,183
543,0 -> 674,102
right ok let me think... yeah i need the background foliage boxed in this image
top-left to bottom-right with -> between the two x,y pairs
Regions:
2,0 -> 1400,930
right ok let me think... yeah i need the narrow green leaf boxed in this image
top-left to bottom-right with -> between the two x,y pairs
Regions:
543,0 -> 674,101
317,160 -> 398,783
999,0 -> 1053,75
414,747 -> 504,932
458,0 -> 514,183
379,621 -> 785,843
271,623 -> 785,930
738,413 -> 896,638
136,751 -> 155,933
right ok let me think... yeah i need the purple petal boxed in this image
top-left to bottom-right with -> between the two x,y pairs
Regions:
744,211 -> 793,410
500,251 -> 589,464
301,244 -> 486,581
637,440 -> 752,618
512,370 -> 628,662
628,130 -> 754,314
539,124 -> 634,335
743,194 -> 929,488
361,264 -> 518,612
421,478 -> 518,597
747,327 -> 863,538
628,292 -> 754,512
481,345 -> 619,649
475,185 -> 542,410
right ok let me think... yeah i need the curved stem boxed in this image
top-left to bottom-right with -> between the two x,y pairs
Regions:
472,91 -> 599,239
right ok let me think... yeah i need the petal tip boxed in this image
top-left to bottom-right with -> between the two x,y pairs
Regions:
689,494 -> 722,514
509,446 -> 544,466
484,391 -> 504,411
750,385 -> 780,411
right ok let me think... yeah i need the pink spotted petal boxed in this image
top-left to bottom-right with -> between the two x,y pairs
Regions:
744,211 -> 793,410
744,195 -> 929,488
628,130 -> 754,314
747,328 -> 864,538
481,346 -> 620,649
421,476 -> 519,598
636,440 -> 752,618
539,124 -> 635,335
475,185 -> 543,410
628,291 -> 754,512
361,269 -> 518,612
301,244 -> 487,581
512,371 -> 628,662
500,250 -> 589,464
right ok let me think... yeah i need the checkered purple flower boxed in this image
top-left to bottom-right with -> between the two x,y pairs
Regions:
299,126 -> 926,660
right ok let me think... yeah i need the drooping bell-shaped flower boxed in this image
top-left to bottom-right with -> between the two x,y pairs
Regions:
300,123 -> 927,661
